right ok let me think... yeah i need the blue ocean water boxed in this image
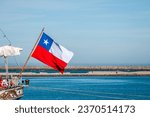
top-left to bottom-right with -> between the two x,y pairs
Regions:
22,76 -> 150,100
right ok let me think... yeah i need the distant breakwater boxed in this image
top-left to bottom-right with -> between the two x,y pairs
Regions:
1,66 -> 150,71
0,66 -> 150,77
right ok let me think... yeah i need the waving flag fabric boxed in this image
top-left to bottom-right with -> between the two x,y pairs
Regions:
32,32 -> 73,73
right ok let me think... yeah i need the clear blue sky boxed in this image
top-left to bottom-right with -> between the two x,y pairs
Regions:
0,0 -> 150,66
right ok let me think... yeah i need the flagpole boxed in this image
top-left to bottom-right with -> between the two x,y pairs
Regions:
19,27 -> 45,78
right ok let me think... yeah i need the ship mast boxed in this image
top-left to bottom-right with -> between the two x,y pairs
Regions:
0,28 -> 10,80
4,56 -> 9,80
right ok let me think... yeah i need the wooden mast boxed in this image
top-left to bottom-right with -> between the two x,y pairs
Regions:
19,28 -> 45,78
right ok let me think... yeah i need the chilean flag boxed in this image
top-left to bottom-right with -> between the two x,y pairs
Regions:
32,32 -> 73,73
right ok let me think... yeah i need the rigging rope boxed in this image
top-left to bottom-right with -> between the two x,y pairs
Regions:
0,28 -> 11,45
0,28 -> 21,68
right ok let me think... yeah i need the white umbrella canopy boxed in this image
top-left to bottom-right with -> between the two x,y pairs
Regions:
0,45 -> 23,57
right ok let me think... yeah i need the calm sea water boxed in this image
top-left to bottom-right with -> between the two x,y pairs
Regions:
22,76 -> 150,100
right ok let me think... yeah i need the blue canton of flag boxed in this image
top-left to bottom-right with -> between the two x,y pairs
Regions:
38,32 -> 53,51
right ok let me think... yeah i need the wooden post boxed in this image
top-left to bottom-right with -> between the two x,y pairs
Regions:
19,28 -> 45,78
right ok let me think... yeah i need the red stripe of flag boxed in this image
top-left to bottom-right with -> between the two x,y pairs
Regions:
32,45 -> 67,73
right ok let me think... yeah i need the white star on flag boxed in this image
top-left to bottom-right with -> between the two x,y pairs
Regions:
43,39 -> 49,45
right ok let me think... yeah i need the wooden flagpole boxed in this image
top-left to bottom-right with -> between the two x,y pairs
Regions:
19,27 -> 45,78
